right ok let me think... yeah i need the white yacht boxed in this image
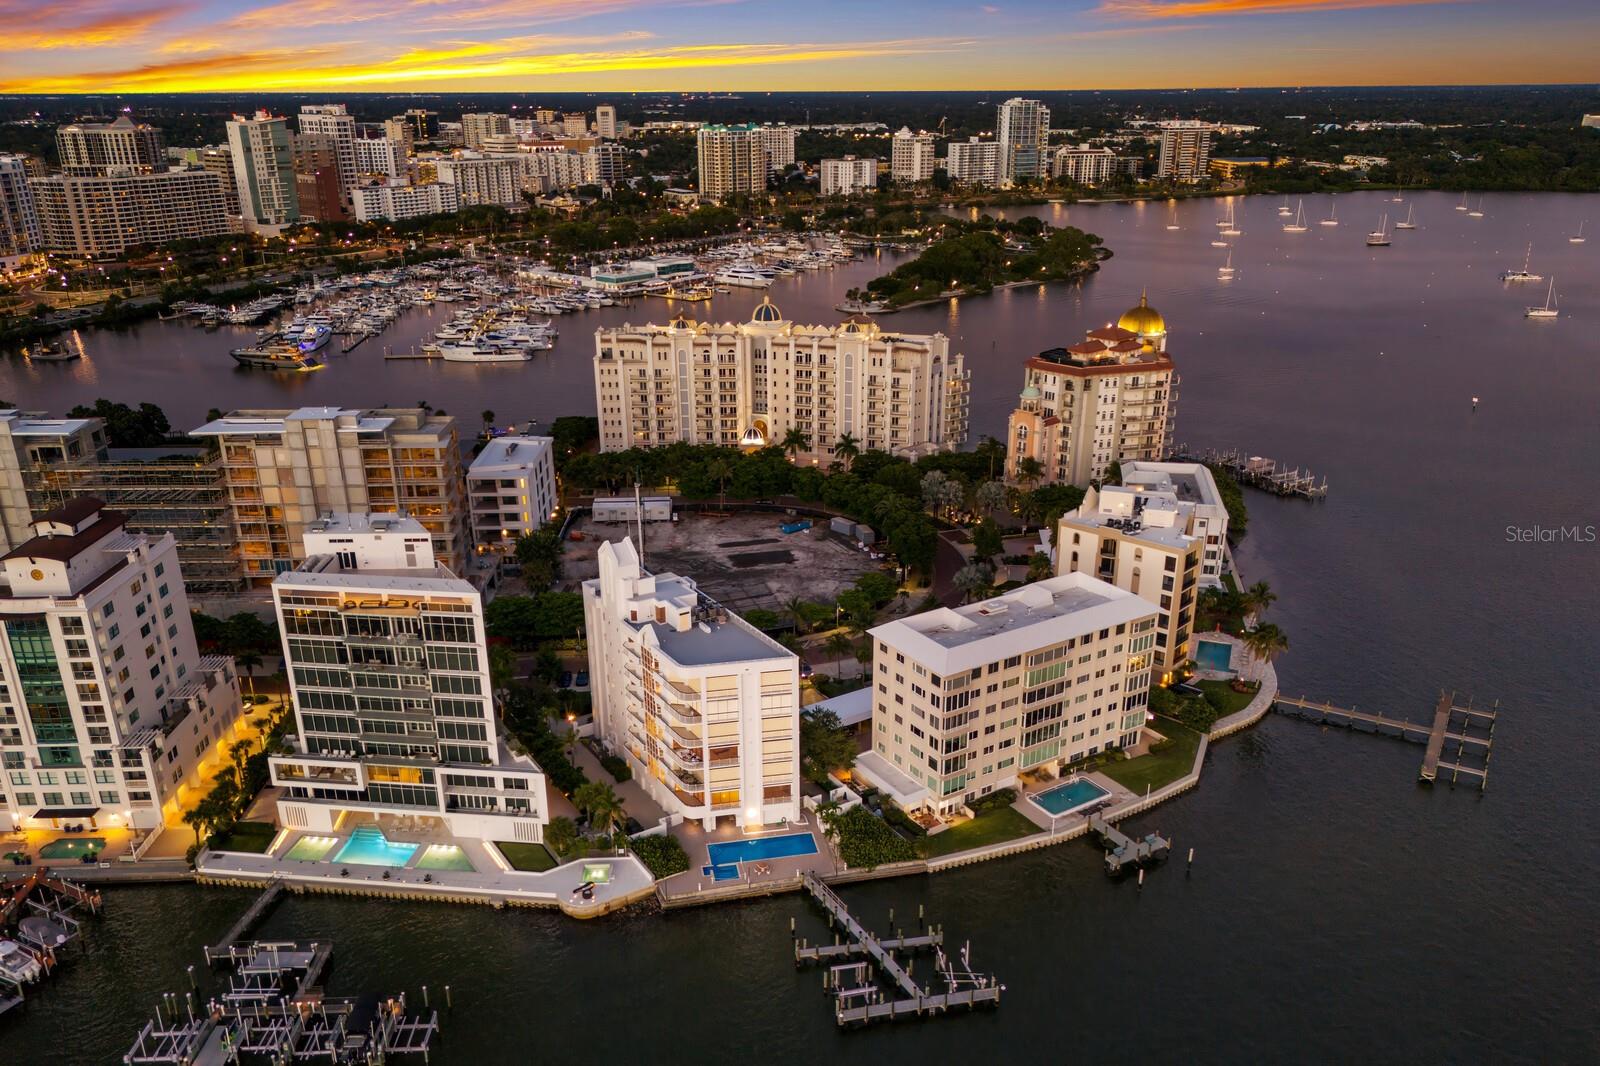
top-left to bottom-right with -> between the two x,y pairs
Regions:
1283,201 -> 1308,233
439,341 -> 532,363
1218,250 -> 1236,280
1278,196 -> 1292,217
1500,244 -> 1542,283
715,265 -> 774,289
1366,215 -> 1392,246
1569,221 -> 1586,244
1320,200 -> 1339,227
1395,204 -> 1417,230
1525,278 -> 1558,319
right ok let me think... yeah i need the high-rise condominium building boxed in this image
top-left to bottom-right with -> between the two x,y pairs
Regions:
297,105 -> 357,206
1157,121 -> 1214,183
461,113 -> 513,151
465,436 -> 557,549
430,153 -> 580,206
353,136 -> 407,180
56,116 -> 167,177
1052,145 -> 1138,186
226,111 -> 299,227
696,125 -> 767,200
403,109 -> 439,143
268,514 -> 548,844
198,146 -> 241,216
189,407 -> 469,588
1,409 -> 242,595
0,155 -> 41,262
595,105 -> 618,140
30,169 -> 231,257
945,138 -> 1001,186
758,125 -> 797,172
561,113 -> 588,137
382,118 -> 416,157
820,156 -> 878,197
862,575 -> 1157,817
584,537 -> 800,830
0,498 -> 245,833
1005,293 -> 1176,486
1056,491 -> 1201,678
997,97 -> 1050,184
291,134 -> 348,224
585,143 -> 627,189
594,299 -> 969,463
891,127 -> 937,183
352,180 -> 459,223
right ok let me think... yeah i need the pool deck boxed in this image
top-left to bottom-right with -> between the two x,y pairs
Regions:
196,827 -> 655,918
1014,772 -> 1137,831
658,819 -> 838,901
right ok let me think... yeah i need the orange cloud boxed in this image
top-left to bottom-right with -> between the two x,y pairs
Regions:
0,5 -> 186,51
1099,0 -> 1461,16
0,36 -> 967,93
225,0 -> 733,31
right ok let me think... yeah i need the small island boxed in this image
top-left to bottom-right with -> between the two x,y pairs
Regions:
851,219 -> 1104,311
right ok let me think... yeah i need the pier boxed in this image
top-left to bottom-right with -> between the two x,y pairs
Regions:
1273,692 -> 1497,788
1172,447 -> 1329,499
204,878 -> 285,964
1087,815 -> 1171,875
0,866 -> 103,1009
792,872 -> 1002,1026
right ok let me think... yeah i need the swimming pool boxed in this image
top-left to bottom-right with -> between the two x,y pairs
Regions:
39,837 -> 104,859
1030,778 -> 1110,817
701,864 -> 741,881
284,835 -> 340,862
1195,638 -> 1234,673
706,832 -> 819,868
580,863 -> 612,884
333,827 -> 419,868
415,844 -> 474,872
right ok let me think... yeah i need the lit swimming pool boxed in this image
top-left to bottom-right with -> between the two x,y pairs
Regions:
284,835 -> 339,862
706,832 -> 819,868
415,844 -> 474,872
333,827 -> 418,868
1195,638 -> 1234,673
1030,778 -> 1110,817
701,864 -> 741,881
39,837 -> 104,860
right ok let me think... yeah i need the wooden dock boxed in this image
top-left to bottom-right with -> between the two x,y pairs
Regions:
1274,691 -> 1498,788
1086,815 -> 1171,875
1172,446 -> 1329,499
203,877 -> 284,963
793,872 -> 1002,1027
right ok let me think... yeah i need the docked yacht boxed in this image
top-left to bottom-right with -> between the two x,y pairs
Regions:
230,334 -> 325,371
715,264 -> 774,289
439,341 -> 533,363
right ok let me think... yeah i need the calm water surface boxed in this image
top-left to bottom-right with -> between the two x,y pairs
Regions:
7,192 -> 1598,1063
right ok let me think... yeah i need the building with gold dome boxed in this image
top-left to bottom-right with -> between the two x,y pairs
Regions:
593,298 -> 969,463
1004,292 -> 1177,486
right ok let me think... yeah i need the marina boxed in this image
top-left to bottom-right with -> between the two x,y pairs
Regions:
1272,692 -> 1498,788
1173,447 -> 1329,498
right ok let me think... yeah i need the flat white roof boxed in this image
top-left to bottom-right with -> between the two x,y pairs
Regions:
469,435 -> 553,476
854,750 -> 930,808
1120,460 -> 1223,509
870,573 -> 1154,674
804,686 -> 873,728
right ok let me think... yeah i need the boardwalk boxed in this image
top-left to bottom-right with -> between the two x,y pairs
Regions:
1274,691 -> 1498,788
203,877 -> 283,963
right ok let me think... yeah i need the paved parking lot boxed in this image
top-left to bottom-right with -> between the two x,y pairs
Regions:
563,511 -> 883,614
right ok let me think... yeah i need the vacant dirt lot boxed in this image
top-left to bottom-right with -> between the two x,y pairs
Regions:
563,511 -> 881,614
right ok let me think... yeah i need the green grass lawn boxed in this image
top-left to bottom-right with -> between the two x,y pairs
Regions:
917,805 -> 1041,858
1098,716 -> 1204,795
495,841 -> 559,872
209,821 -> 277,854
1198,678 -> 1260,717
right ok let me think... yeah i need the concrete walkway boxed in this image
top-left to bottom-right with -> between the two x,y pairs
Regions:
569,742 -> 666,827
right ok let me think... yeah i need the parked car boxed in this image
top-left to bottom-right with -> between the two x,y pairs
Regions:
799,661 -> 814,679
560,671 -> 574,688
575,671 -> 590,689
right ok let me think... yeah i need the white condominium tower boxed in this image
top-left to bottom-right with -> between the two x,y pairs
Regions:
268,515 -> 547,844
1157,121 -> 1214,183
460,113 -> 512,151
945,138 -> 1001,186
56,116 -> 166,176
1116,461 -> 1229,587
584,537 -> 800,830
0,498 -> 245,833
297,104 -> 358,206
757,125 -> 797,172
226,110 -> 299,227
696,124 -> 768,200
863,575 -> 1157,816
891,127 -> 937,183
0,155 -> 41,262
465,435 -> 557,549
595,105 -> 618,140
189,406 -> 469,588
593,299 -> 969,463
30,170 -> 231,257
819,156 -> 878,197
997,97 -> 1050,184
1005,293 -> 1176,486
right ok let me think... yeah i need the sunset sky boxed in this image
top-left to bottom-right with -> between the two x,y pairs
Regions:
2,0 -> 1596,95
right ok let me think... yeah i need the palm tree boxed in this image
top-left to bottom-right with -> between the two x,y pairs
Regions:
235,651 -> 262,702
785,596 -> 810,635
975,479 -> 1008,519
544,815 -> 580,858
182,806 -> 210,852
833,434 -> 860,471
780,426 -> 811,459
705,455 -> 733,513
815,798 -> 843,836
1026,552 -> 1053,582
481,409 -> 496,436
226,737 -> 255,791
1243,623 -> 1289,681
588,788 -> 627,842
920,469 -> 951,514
1015,456 -> 1044,490
826,631 -> 855,678
953,562 -> 993,604
1242,581 -> 1277,624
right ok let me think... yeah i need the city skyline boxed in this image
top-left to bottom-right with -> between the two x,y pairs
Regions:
3,0 -> 1596,95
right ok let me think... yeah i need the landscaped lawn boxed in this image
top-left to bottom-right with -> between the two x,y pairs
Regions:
495,841 -> 559,872
208,821 -> 277,854
917,806 -> 1041,858
1198,679 -> 1259,717
1099,716 -> 1204,795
